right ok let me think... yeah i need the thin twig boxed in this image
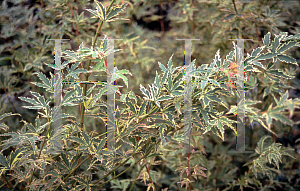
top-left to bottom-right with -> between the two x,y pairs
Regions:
232,0 -> 239,15
53,156 -> 90,191
1,174 -> 13,191
128,164 -> 145,191
91,123 -> 176,190
144,158 -> 156,191
0,178 -> 16,189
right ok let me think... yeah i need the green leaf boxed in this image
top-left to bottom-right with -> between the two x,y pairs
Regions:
32,72 -> 54,93
81,131 -> 90,145
55,161 -> 68,172
158,62 -> 167,73
0,154 -> 9,169
92,87 -> 107,106
265,5 -> 270,15
173,72 -> 183,84
61,153 -> 70,169
171,90 -> 183,97
24,63 -> 32,71
154,71 -> 161,91
156,95 -> 172,102
159,124 -> 167,141
200,90 -> 222,108
167,54 -> 174,71
31,91 -> 47,107
66,62 -> 88,79
251,61 -> 266,70
216,119 -> 224,141
0,124 -> 9,132
276,41 -> 298,54
263,32 -> 271,47
19,95 -> 44,110
114,67 -> 132,88
160,70 -> 169,90
128,91 -> 137,103
267,62 -> 275,70
68,136 -> 85,145
250,115 -> 269,130
86,84 -> 97,97
164,113 -> 174,125
0,112 -> 21,131
251,46 -> 265,57
85,7 -> 98,19
62,89 -> 76,105
149,170 -> 158,182
129,136 -> 136,147
95,138 -> 107,153
105,3 -> 128,22
255,135 -> 271,154
83,94 -> 94,111
268,105 -> 286,113
175,101 -> 181,114
277,54 -> 298,65
223,14 -> 235,21
92,0 -> 106,20
267,69 -> 293,79
51,112 -> 75,123
140,84 -> 151,100
9,148 -> 24,169
254,52 -> 278,61
63,50 -> 80,62
271,34 -> 281,53
265,72 -> 281,82
167,75 -> 172,91
126,95 -> 137,115
199,109 -> 209,125
219,116 -> 237,135
269,113 -> 293,126
263,86 -> 271,98
92,58 -> 105,71
25,115 -> 48,134
282,33 -> 300,41
138,100 -> 147,117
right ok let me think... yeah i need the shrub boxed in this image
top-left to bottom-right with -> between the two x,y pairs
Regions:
0,0 -> 300,190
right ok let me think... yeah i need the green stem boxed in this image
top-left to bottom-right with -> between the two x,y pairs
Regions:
77,0 -> 116,177
79,0 -> 116,132
79,12 -> 104,133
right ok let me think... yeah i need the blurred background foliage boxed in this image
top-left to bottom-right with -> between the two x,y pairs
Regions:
1,0 -> 300,190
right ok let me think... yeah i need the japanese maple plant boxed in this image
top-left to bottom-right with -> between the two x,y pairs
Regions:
0,0 -> 300,190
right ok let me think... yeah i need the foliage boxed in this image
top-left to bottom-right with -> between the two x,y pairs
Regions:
0,0 -> 300,190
